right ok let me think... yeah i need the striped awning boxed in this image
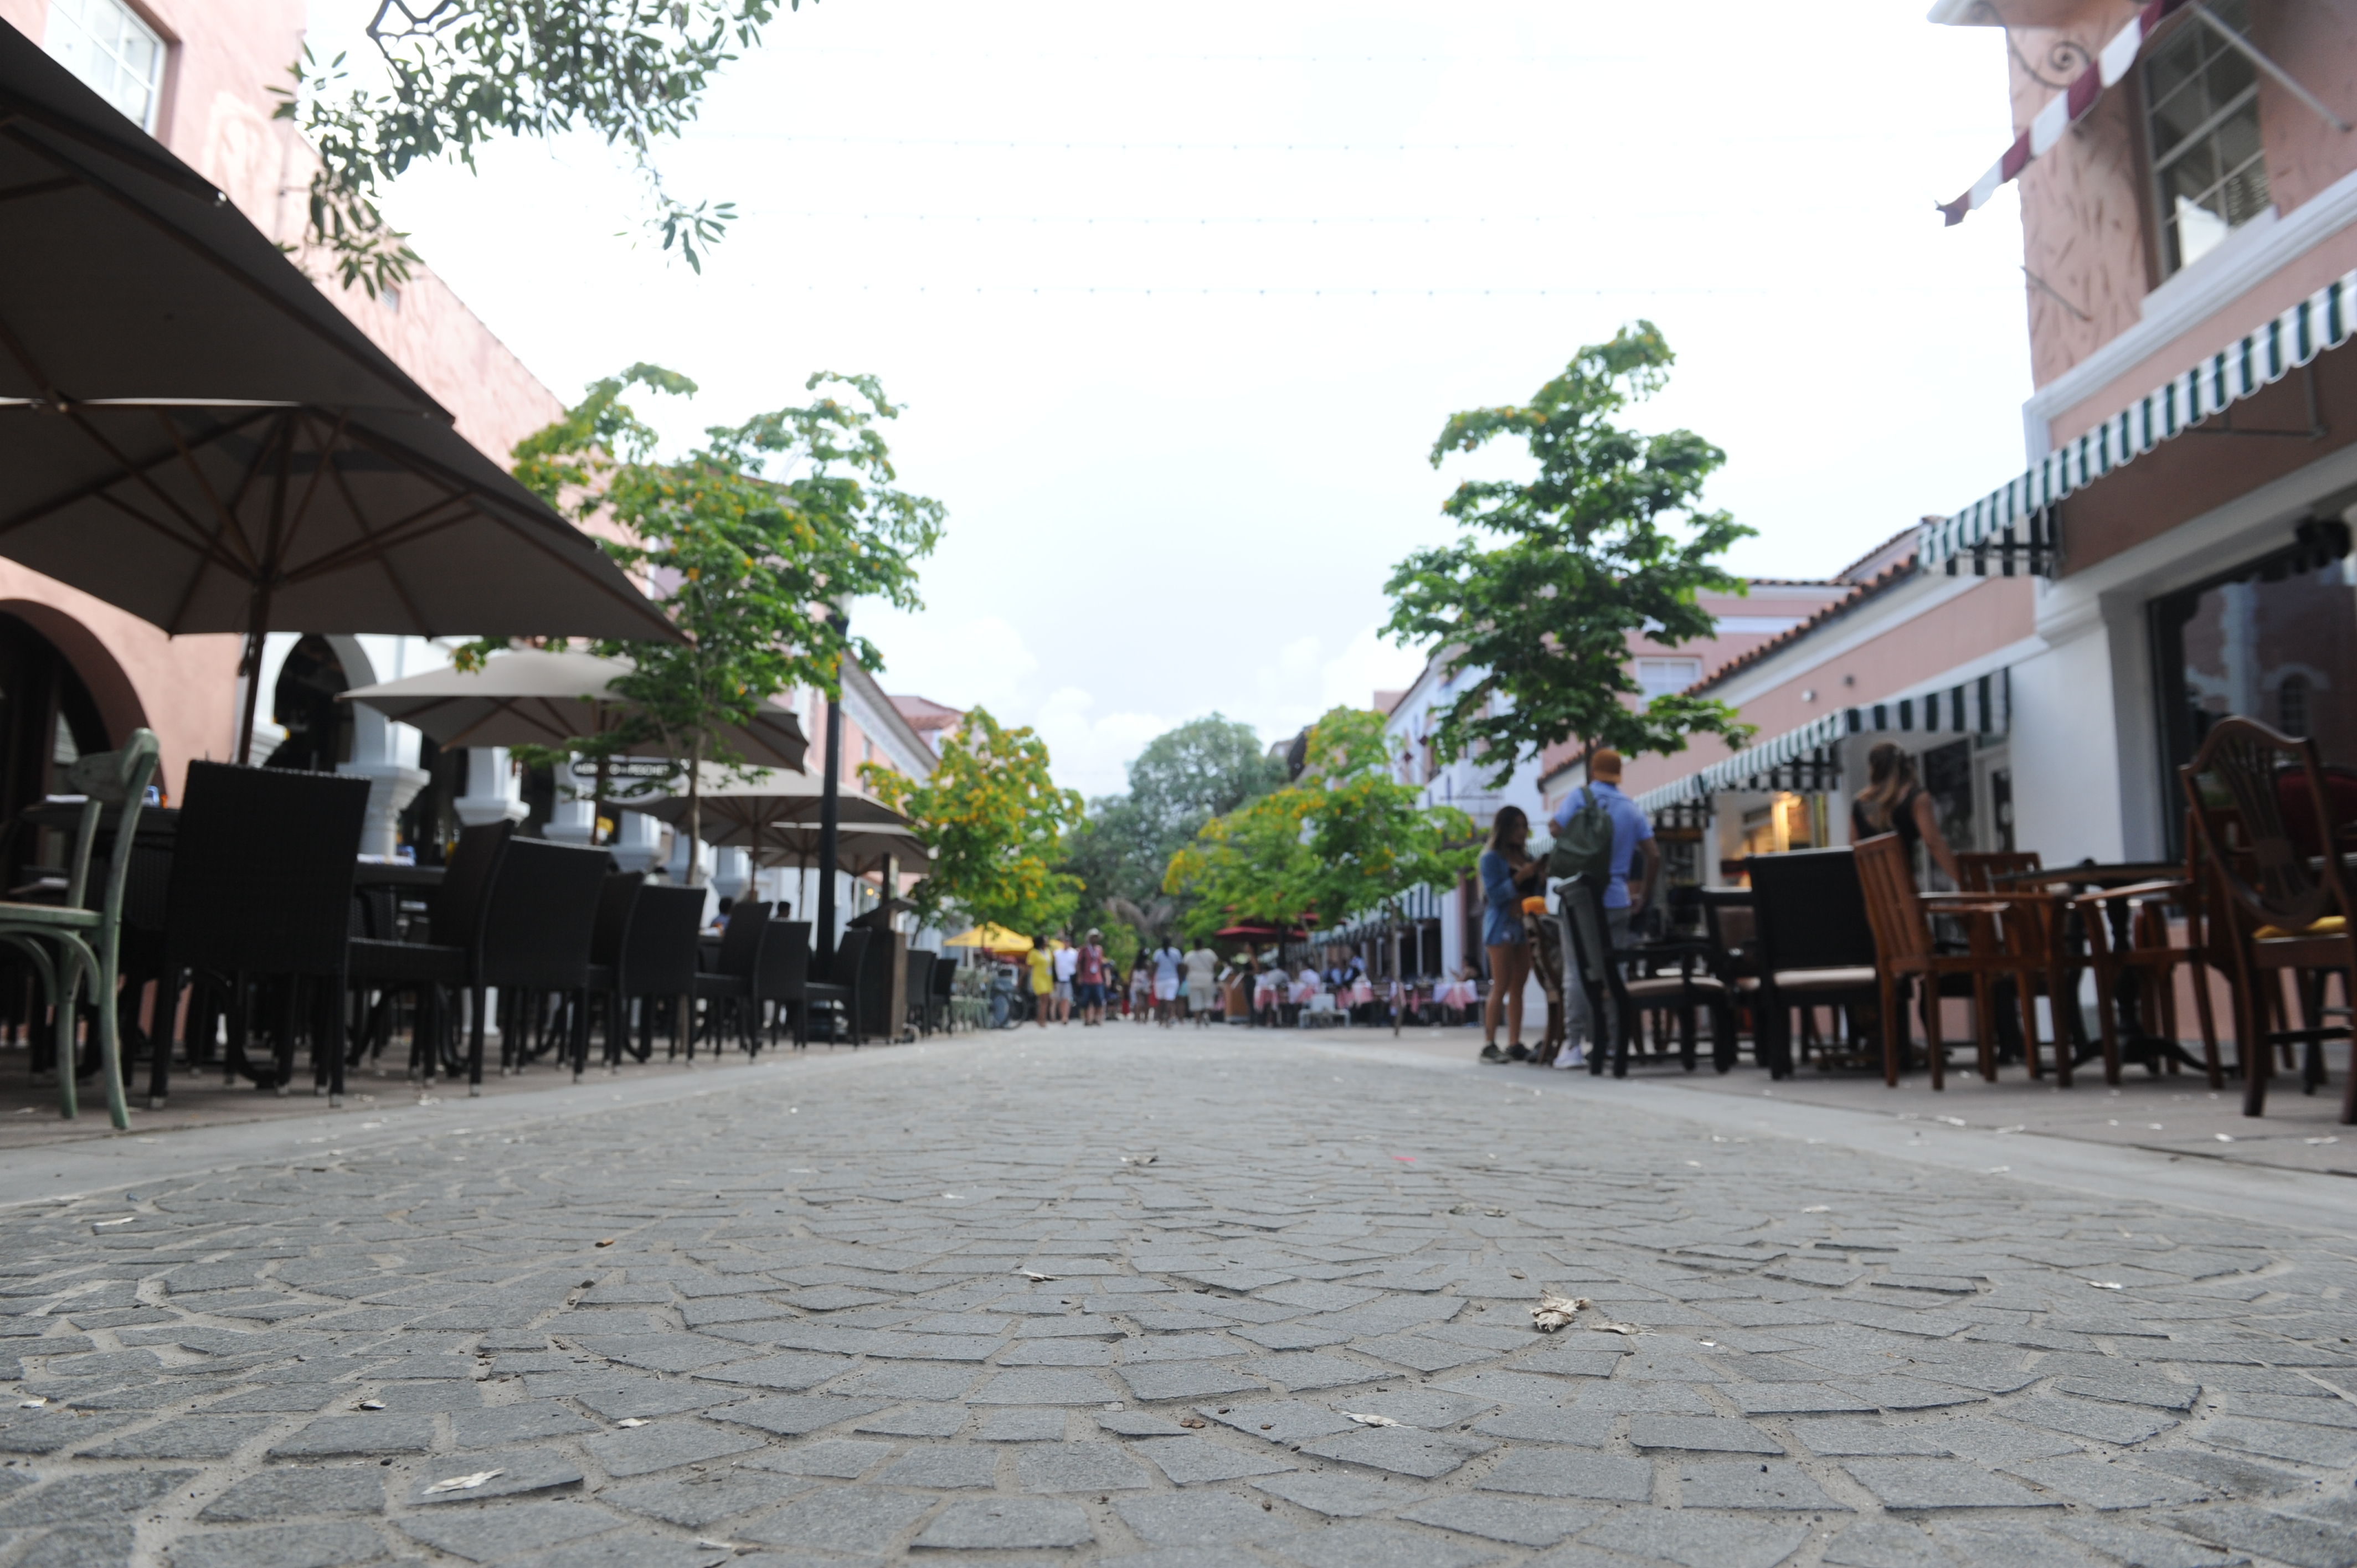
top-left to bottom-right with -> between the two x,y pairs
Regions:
1921,269 -> 2354,579
1322,884 -> 1449,947
1634,670 -> 2009,814
1939,0 -> 2185,226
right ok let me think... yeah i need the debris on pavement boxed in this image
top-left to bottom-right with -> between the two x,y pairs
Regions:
1530,1292 -> 1589,1332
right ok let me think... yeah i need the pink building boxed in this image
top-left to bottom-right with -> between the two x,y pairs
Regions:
1,0 -> 579,871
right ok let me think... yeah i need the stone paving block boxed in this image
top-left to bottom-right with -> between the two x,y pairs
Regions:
1258,1282 -> 1382,1312
581,1418 -> 764,1477
450,1400 -> 600,1447
1933,1417 -> 2084,1466
2200,1415 -> 2357,1468
395,1499 -> 624,1561
1399,1494 -> 1601,1548
603,1468 -> 814,1528
877,1445 -> 1001,1488
1113,1492 -> 1293,1550
1839,1374 -> 1991,1411
1677,1461 -> 1847,1511
1580,1509 -> 1810,1568
0,1467 -> 194,1525
1201,1400 -> 1356,1445
1236,1353 -> 1384,1392
2131,1447 -> 2313,1499
743,1485 -> 936,1554
1265,1519 -> 1505,1568
1251,1470 -> 1417,1517
716,1394 -> 891,1435
0,1408 -> 136,1452
1787,1418 -> 1953,1457
265,1412 -> 436,1458
11,1522 -> 139,1568
741,1436 -> 893,1478
830,1362 -> 982,1402
1298,1425 -> 1493,1478
197,1466 -> 386,1521
1563,1380 -> 1716,1415
1471,1407 -> 1615,1446
501,1529 -> 739,1568
408,1446 -> 584,1503
1018,1440 -> 1154,1492
1332,1388 -> 1491,1428
2051,1368 -> 2201,1411
564,1379 -> 737,1420
1097,1409 -> 1192,1436
1116,1362 -> 1267,1402
1354,1333 -> 1497,1373
1840,1458 -> 2060,1510
693,1352 -> 856,1391
1477,1449 -> 1654,1503
915,1495 -> 1092,1549
852,1402 -> 967,1437
1727,1383 -> 1878,1416
1133,1436 -> 1298,1485
167,1519 -> 388,1568
1234,1322 -> 1353,1350
570,1333 -> 749,1372
971,1368 -> 1115,1405
977,1407 -> 1067,1441
2046,1514 -> 2257,1567
2160,1505 -> 2357,1568
74,1414 -> 275,1458
2003,1393 -> 2179,1445
2001,1453 -> 2214,1510
1627,1415 -> 1782,1453
1822,1518 -> 1947,1567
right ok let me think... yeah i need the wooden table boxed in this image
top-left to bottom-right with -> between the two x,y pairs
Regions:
1993,860 -> 2201,1075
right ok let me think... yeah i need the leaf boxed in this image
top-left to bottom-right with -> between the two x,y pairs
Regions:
1592,1321 -> 1643,1335
1343,1412 -> 1401,1427
1530,1292 -> 1589,1333
423,1470 -> 502,1494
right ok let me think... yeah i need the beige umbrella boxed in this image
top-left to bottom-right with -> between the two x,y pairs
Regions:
632,767 -> 907,849
339,650 -> 809,772
752,821 -> 933,871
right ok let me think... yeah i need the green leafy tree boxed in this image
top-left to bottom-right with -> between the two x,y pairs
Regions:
863,708 -> 1084,937
1163,708 -> 1473,957
469,362 -> 944,878
1062,714 -> 1285,941
277,0 -> 807,294
1382,322 -> 1756,785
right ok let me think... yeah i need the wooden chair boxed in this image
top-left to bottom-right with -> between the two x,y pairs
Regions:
2179,717 -> 2356,1122
2065,825 -> 2224,1090
0,731 -> 159,1126
1855,832 -> 2046,1090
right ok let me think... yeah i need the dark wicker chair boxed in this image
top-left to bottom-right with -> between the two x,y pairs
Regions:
461,839 -> 609,1091
904,948 -> 936,1037
815,928 -> 871,1047
928,950 -> 958,1034
754,919 -> 817,1049
572,871 -> 642,1077
692,899 -> 770,1056
346,820 -> 514,1086
1558,874 -> 1733,1077
151,763 -> 369,1105
595,882 -> 703,1068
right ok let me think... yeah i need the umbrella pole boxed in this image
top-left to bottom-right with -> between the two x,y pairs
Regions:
816,644 -> 845,976
234,585 -> 272,766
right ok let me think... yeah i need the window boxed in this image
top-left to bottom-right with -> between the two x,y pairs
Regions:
2278,673 -> 2310,737
1634,657 -> 1702,700
43,0 -> 166,131
2143,0 -> 2269,277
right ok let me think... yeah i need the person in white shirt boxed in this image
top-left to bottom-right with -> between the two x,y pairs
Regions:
1151,942 -> 1184,1027
1050,935 -> 1079,1024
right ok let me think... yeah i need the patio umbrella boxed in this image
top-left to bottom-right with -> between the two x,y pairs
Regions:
339,651 -> 809,772
0,25 -> 679,759
945,925 -> 1056,953
631,766 -> 904,845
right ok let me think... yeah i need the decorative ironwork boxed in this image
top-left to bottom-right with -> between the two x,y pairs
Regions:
1965,1 -> 2093,89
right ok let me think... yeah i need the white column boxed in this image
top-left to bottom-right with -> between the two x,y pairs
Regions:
610,811 -> 663,873
454,747 -> 527,828
337,694 -> 428,859
663,827 -> 709,885
714,847 -> 751,902
545,757 -> 596,847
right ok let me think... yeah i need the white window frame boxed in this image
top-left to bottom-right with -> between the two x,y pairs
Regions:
1634,657 -> 1703,701
2143,0 -> 2268,279
43,0 -> 167,133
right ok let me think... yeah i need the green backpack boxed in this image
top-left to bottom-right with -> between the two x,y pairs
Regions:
1547,787 -> 1615,886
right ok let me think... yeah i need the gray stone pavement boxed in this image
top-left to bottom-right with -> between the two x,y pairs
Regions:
2,1022 -> 2354,1568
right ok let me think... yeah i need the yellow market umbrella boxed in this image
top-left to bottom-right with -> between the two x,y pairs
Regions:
944,925 -> 1066,953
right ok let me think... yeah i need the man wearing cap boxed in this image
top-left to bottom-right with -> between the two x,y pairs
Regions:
1074,929 -> 1108,1027
1547,748 -> 1658,1068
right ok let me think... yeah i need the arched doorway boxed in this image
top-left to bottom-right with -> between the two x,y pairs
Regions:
0,611 -> 114,895
267,635 -> 355,773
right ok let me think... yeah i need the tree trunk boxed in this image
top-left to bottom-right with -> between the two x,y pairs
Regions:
1391,912 -> 1403,1038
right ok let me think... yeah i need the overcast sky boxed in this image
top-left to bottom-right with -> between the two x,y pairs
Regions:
330,1 -> 2033,797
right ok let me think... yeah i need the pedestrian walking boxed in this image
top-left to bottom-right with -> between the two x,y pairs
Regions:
1129,955 -> 1153,1021
1183,939 -> 1219,1026
1025,936 -> 1053,1029
1075,929 -> 1108,1026
1151,938 -> 1184,1027
1051,933 -> 1079,1024
1478,804 -> 1546,1063
1548,749 -> 1659,1069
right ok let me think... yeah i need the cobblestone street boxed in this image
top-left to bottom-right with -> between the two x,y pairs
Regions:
3,1023 -> 2354,1568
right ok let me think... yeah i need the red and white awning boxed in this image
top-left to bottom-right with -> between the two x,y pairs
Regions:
1939,0 -> 2188,226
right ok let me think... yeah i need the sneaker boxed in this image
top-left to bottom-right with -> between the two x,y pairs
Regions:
1506,1043 -> 1530,1062
1479,1043 -> 1505,1064
1555,1045 -> 1584,1069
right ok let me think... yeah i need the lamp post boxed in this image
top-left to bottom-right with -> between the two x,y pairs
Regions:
815,613 -> 845,976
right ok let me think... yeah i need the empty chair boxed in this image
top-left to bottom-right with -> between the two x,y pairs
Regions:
596,882 -> 704,1067
813,928 -> 871,1046
928,950 -> 958,1034
1558,874 -> 1733,1076
153,763 -> 369,1105
1743,848 -> 1883,1080
692,899 -> 770,1056
345,820 -> 514,1086
572,871 -> 642,1077
0,730 -> 159,1125
467,838 -> 610,1094
904,948 -> 936,1037
1855,832 -> 2046,1090
754,920 -> 820,1049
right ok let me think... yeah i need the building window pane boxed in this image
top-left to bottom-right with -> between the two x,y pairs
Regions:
42,0 -> 164,132
1635,657 -> 1702,700
2144,0 -> 2269,278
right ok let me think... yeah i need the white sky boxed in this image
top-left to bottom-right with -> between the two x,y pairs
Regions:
328,1 -> 2034,797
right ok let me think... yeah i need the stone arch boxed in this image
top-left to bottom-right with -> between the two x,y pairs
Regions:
0,599 -> 149,750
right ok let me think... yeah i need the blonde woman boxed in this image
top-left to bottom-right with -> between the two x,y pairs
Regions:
1847,742 -> 1962,886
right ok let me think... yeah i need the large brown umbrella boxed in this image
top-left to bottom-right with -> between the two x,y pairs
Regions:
752,822 -> 933,872
0,25 -> 680,758
339,651 -> 809,772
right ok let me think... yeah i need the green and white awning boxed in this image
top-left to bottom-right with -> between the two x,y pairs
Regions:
1921,267 -> 2355,579
1634,670 -> 2009,814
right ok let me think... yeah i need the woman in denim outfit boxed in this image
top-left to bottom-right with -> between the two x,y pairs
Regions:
1478,805 -> 1546,1062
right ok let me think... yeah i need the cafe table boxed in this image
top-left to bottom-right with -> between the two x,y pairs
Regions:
1991,860 -> 2204,1076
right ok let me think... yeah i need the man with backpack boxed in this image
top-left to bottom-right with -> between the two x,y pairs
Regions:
1546,749 -> 1659,1068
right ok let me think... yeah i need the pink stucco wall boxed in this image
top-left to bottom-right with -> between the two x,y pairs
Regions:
3,0 -> 570,792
